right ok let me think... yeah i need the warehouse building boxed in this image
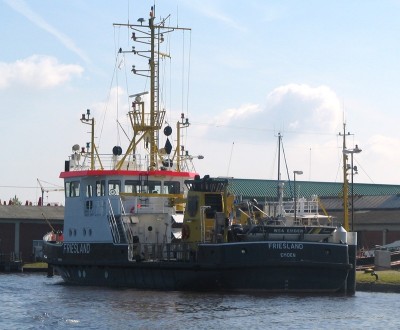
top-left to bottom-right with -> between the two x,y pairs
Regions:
0,205 -> 63,267
227,178 -> 400,249
1,179 -> 400,265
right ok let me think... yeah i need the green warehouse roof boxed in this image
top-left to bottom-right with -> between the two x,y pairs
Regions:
226,178 -> 400,201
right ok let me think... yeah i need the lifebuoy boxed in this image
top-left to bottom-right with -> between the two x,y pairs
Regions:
182,224 -> 190,240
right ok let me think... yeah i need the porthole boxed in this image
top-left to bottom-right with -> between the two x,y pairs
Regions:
83,228 -> 87,236
148,226 -> 153,232
241,248 -> 247,254
89,228 -> 92,236
105,271 -> 109,279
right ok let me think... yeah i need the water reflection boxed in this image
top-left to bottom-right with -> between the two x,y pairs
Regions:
1,273 -> 400,329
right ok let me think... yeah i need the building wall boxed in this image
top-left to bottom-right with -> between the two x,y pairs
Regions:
0,223 -> 15,254
0,221 -> 63,262
358,230 -> 400,249
1,205 -> 400,260
329,210 -> 400,249
20,223 -> 62,262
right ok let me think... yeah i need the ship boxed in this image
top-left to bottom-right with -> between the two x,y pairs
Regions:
357,240 -> 400,270
43,6 -> 357,294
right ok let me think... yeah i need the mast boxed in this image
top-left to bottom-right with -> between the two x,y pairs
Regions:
149,11 -> 159,170
114,7 -> 191,172
275,132 -> 285,218
341,123 -> 350,231
277,132 -> 282,201
80,109 -> 103,170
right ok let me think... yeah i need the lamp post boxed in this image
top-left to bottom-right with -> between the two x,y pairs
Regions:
344,145 -> 362,231
293,170 -> 303,223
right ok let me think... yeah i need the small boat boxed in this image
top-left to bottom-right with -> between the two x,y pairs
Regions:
357,241 -> 400,269
234,184 -> 337,243
43,6 -> 357,294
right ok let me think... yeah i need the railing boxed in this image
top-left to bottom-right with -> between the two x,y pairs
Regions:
70,153 -> 146,171
119,198 -> 135,245
107,196 -> 139,245
265,198 -> 324,218
0,252 -> 22,263
107,198 -> 121,243
131,242 -> 193,262
0,252 -> 23,272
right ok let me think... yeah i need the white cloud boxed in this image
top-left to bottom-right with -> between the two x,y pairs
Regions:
266,84 -> 342,134
188,83 -> 347,181
0,55 -> 83,89
215,103 -> 261,126
198,83 -> 342,141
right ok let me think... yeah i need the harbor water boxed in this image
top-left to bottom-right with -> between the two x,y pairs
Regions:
1,273 -> 398,329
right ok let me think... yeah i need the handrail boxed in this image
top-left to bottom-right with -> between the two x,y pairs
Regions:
267,199 -> 322,216
120,192 -> 184,199
107,198 -> 121,243
119,197 -> 135,244
137,242 -> 192,262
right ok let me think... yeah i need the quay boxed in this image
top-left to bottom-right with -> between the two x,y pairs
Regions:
0,252 -> 22,272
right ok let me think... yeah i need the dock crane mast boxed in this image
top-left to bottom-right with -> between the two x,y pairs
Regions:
37,179 -> 64,205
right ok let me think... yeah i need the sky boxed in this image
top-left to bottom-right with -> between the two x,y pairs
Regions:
1,0 -> 400,205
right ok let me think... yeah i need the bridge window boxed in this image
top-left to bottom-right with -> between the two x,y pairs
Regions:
125,180 -> 141,193
86,184 -> 93,197
96,180 -> 105,196
65,181 -> 80,198
123,180 -> 162,194
205,194 -> 223,218
148,181 -> 161,194
108,180 -> 121,196
163,181 -> 180,194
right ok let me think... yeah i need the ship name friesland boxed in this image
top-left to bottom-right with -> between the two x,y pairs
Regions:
268,243 -> 303,258
268,243 -> 304,250
63,243 -> 91,254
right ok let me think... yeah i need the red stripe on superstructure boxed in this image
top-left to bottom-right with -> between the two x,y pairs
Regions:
60,169 -> 198,179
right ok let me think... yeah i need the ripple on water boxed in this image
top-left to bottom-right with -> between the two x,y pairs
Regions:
1,273 -> 400,329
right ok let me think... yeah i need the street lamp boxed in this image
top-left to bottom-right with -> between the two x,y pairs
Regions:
344,145 -> 362,231
293,170 -> 303,224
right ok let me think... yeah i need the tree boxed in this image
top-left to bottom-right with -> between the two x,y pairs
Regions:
11,195 -> 22,206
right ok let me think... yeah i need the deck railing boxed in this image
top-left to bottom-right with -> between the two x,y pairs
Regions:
130,242 -> 193,262
107,198 -> 121,243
